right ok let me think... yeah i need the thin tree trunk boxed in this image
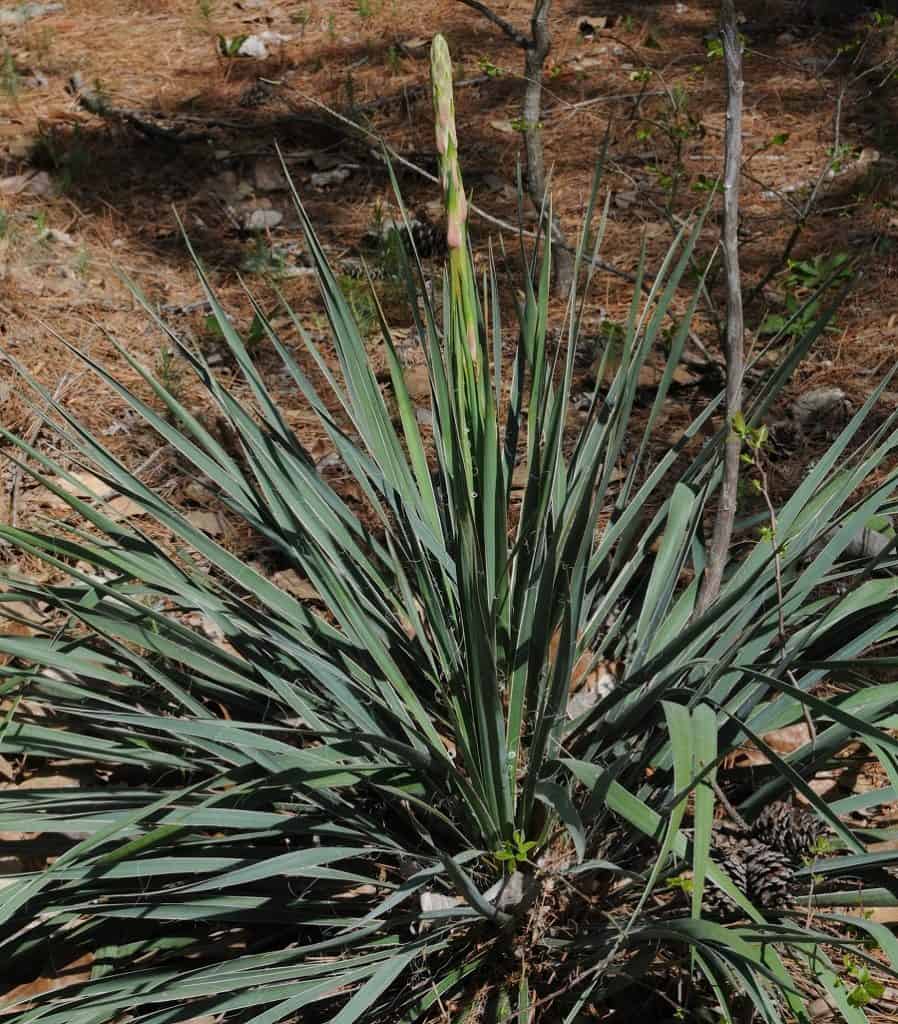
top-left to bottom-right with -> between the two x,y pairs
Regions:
523,0 -> 573,296
456,0 -> 573,295
696,0 -> 744,615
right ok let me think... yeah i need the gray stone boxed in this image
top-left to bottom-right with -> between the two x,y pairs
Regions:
310,166 -> 351,189
244,208 -> 283,231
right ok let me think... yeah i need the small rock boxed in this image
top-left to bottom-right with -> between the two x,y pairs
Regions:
244,208 -> 283,231
237,31 -> 290,58
399,36 -> 430,59
182,479 -> 211,503
789,387 -> 849,434
0,170 -> 54,197
776,31 -> 796,45
806,524 -> 893,565
44,228 -> 75,246
237,36 -> 268,59
310,166 -> 351,189
484,870 -> 534,912
419,890 -> 463,913
0,2 -> 63,25
489,119 -> 515,134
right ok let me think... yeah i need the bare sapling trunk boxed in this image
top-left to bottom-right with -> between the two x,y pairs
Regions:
457,0 -> 573,295
523,0 -> 573,295
696,0 -> 744,615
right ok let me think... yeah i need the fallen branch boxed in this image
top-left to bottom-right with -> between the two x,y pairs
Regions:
455,0 -> 531,48
67,73 -> 209,144
354,74 -> 491,114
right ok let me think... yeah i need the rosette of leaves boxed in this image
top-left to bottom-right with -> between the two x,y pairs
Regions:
1,34 -> 898,1024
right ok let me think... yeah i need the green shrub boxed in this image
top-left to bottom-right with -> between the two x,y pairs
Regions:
1,35 -> 898,1024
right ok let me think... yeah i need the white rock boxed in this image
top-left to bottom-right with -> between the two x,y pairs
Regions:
789,388 -> 848,433
238,36 -> 269,59
45,228 -> 75,246
419,890 -> 463,913
310,166 -> 351,189
244,208 -> 283,231
237,31 -> 290,59
0,170 -> 54,197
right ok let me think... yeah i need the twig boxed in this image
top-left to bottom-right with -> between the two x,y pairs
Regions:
67,73 -> 208,144
712,779 -> 750,831
454,0 -> 531,49
354,74 -> 490,114
696,0 -> 744,615
547,89 -> 668,116
454,0 -> 571,292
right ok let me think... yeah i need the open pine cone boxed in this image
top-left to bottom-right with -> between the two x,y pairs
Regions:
703,820 -> 800,918
751,801 -> 828,860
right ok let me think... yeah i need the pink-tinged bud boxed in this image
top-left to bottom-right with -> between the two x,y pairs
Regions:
436,99 -> 451,154
456,186 -> 468,227
447,218 -> 462,250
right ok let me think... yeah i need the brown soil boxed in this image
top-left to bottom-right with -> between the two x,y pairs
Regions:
2,1 -> 897,525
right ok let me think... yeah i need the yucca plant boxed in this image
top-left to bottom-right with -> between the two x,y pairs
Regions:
2,35 -> 898,1024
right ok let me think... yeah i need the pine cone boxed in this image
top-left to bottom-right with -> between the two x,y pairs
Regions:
703,844 -> 749,920
741,839 -> 795,909
752,801 -> 827,860
705,834 -> 794,916
407,216 -> 447,262
703,833 -> 751,919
